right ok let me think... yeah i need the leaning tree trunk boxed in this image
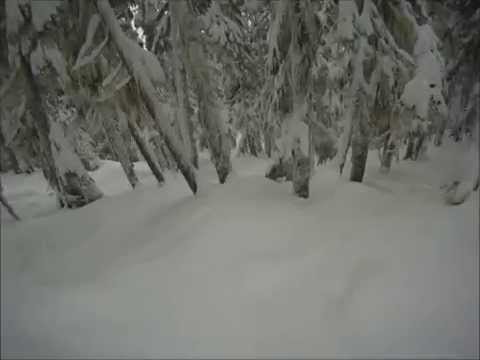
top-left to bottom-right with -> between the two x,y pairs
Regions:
100,103 -> 139,188
20,53 -> 102,208
0,177 -> 20,221
95,0 -> 197,194
73,127 -> 100,171
20,54 -> 59,191
0,130 -> 21,173
170,0 -> 198,169
127,111 -> 165,185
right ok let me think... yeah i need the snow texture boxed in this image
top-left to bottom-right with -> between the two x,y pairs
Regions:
337,0 -> 357,40
1,141 -> 478,358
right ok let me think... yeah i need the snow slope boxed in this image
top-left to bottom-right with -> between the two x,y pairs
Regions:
1,142 -> 478,358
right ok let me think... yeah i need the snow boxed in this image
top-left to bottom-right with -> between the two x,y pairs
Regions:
358,0 -> 374,35
337,0 -> 357,40
276,103 -> 310,157
401,21 -> 447,119
31,0 -> 61,31
1,141 -> 478,358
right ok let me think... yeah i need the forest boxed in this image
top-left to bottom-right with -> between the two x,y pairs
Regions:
1,0 -> 479,358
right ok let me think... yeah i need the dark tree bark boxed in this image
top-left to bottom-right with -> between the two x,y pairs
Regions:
350,93 -> 370,183
380,133 -> 395,172
413,132 -> 426,160
404,132 -> 415,159
292,147 -> 310,198
264,124 -> 274,158
350,136 -> 369,182
0,177 -> 20,221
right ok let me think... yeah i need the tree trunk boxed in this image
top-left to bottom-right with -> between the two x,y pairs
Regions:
413,132 -> 426,160
49,119 -> 104,208
95,0 -> 197,194
187,43 -> 232,183
292,141 -> 310,198
434,127 -> 445,146
350,93 -> 369,183
150,134 -> 168,170
337,109 -> 353,175
350,136 -> 369,182
73,128 -> 100,171
20,53 -> 102,208
264,124 -> 274,158
20,53 -> 60,191
0,193 -> 20,221
404,133 -> 415,160
380,133 -> 395,172
127,113 -> 165,185
101,104 -> 139,188
173,0 -> 231,183
0,177 -> 20,221
170,0 -> 198,169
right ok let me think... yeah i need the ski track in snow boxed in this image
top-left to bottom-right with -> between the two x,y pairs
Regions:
1,142 -> 478,358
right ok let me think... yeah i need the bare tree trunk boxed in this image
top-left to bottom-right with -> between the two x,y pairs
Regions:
264,123 -> 274,158
127,113 -> 165,185
350,136 -> 369,182
0,194 -> 20,221
337,110 -> 352,175
350,92 -> 369,183
413,132 -> 426,160
95,0 -> 197,194
434,116 -> 446,146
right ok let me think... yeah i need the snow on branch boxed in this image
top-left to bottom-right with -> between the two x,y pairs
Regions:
76,14 -> 101,62
73,33 -> 109,71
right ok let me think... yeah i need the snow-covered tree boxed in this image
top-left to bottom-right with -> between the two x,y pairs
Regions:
4,0 -> 103,208
263,0 -> 324,198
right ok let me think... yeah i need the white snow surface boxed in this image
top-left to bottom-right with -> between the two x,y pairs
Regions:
1,142 -> 478,358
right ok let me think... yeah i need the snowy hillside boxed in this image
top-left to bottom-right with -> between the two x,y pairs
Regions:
2,143 -> 478,358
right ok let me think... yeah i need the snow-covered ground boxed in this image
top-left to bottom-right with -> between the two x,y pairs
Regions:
1,141 -> 478,358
